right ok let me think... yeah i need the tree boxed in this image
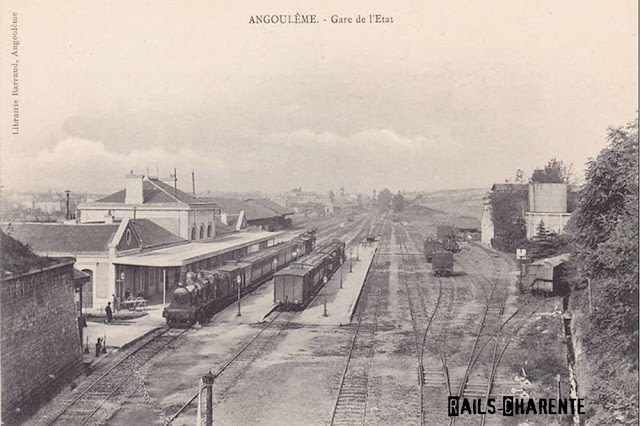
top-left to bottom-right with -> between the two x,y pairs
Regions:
329,190 -> 335,202
392,192 -> 406,212
530,158 -> 573,184
515,169 -> 525,183
569,118 -> 638,423
489,190 -> 527,252
377,188 -> 393,210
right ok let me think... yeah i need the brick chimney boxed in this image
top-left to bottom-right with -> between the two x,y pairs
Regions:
125,173 -> 145,204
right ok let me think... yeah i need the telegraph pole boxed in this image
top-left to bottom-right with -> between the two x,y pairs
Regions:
203,371 -> 214,426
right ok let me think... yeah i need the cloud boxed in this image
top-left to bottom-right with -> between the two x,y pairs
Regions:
2,138 -> 226,193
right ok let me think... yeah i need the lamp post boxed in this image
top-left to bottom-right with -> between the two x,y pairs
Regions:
349,247 -> 353,273
236,275 -> 242,317
356,241 -> 360,261
323,276 -> 328,317
340,259 -> 343,289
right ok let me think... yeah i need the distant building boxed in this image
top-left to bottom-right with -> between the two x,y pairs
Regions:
78,173 -> 220,241
525,183 -> 572,239
481,184 -> 528,247
482,182 -> 573,247
203,197 -> 293,231
481,195 -> 494,246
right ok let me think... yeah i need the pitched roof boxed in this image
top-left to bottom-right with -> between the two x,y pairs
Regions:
201,197 -> 279,221
129,219 -> 186,249
2,223 -> 119,253
94,178 -> 205,205
250,198 -> 294,215
214,219 -> 236,235
491,183 -> 528,192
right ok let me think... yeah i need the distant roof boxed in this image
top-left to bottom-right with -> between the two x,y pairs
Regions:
201,197 -> 280,221
250,198 -> 294,216
94,178 -> 211,205
214,219 -> 236,235
130,219 -> 186,249
491,183 -> 528,192
2,223 -> 119,253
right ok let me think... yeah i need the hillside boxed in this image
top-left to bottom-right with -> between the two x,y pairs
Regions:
412,188 -> 487,221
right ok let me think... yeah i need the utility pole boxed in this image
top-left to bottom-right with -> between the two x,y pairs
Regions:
173,168 -> 178,197
203,370 -> 214,426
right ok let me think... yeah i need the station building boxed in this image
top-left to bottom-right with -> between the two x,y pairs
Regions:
4,219 -> 282,312
78,173 -> 221,241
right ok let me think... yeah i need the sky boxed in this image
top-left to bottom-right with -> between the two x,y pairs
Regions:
0,0 -> 637,195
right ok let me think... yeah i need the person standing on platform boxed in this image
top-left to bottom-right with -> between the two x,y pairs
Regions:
105,302 -> 113,325
95,338 -> 102,357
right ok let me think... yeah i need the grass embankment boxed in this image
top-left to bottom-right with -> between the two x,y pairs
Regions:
502,294 -> 573,426
570,290 -> 638,425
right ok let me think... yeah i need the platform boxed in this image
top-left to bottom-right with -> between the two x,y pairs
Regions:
81,305 -> 167,365
296,242 -> 378,326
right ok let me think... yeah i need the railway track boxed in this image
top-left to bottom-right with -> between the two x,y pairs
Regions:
167,310 -> 297,424
329,220 -> 388,426
395,222 -> 458,424
46,327 -> 188,426
165,214 -> 378,424
478,300 -> 543,426
445,255 -> 511,426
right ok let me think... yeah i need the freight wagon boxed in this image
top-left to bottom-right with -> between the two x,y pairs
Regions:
423,238 -> 442,262
273,239 -> 346,310
432,251 -> 454,276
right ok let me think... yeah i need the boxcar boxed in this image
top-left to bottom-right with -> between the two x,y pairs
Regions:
423,238 -> 442,262
273,239 -> 345,310
432,251 -> 454,276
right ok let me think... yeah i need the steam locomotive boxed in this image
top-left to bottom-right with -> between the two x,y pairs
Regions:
163,230 -> 316,326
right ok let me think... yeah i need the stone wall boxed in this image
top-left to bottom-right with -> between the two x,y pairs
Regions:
1,259 -> 83,423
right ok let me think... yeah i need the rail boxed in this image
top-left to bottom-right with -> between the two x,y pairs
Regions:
47,326 -> 188,426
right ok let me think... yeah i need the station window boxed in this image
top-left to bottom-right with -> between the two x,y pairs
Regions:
199,225 -> 205,239
191,227 -> 196,241
207,223 -> 213,238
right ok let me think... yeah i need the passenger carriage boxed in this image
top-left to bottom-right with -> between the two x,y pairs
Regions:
163,230 -> 317,326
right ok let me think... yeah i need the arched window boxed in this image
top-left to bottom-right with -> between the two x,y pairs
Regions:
207,223 -> 213,237
191,227 -> 196,241
199,225 -> 205,239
